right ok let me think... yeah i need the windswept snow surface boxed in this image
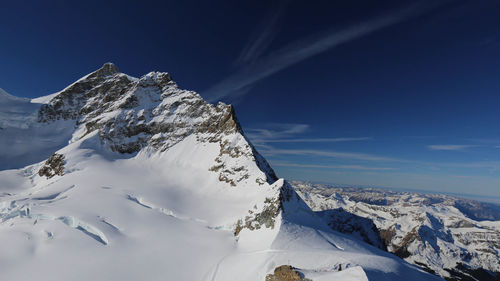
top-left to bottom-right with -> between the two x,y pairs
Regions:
0,64 -> 440,281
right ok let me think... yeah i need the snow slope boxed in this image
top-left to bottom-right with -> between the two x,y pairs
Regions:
0,64 -> 440,281
0,87 -> 76,170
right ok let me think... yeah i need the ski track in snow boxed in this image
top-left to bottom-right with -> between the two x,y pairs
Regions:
316,229 -> 344,250
32,185 -> 75,201
126,193 -> 208,224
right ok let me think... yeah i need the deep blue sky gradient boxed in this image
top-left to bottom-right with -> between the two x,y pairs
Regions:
1,0 -> 500,200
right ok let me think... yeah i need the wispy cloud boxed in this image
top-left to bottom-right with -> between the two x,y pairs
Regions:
427,144 -> 476,151
235,1 -> 286,65
258,137 -> 373,143
246,123 -> 310,141
272,161 -> 395,171
245,123 -> 371,146
204,1 -> 439,102
245,123 -> 382,161
441,161 -> 500,173
261,148 -> 398,162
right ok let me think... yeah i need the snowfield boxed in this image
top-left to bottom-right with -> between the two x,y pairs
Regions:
0,64 -> 441,281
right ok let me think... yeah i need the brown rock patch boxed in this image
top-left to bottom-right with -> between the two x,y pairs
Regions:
38,153 -> 65,179
265,265 -> 311,281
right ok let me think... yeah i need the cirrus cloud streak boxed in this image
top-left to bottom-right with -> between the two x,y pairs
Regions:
427,145 -> 477,151
204,1 -> 441,102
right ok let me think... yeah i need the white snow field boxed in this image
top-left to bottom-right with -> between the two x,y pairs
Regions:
0,64 -> 440,281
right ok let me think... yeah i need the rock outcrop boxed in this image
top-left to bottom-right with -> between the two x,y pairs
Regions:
38,153 -> 65,178
265,265 -> 311,281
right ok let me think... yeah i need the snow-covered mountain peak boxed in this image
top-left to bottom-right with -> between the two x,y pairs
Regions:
94,62 -> 120,77
0,64 -> 442,281
37,64 -> 245,154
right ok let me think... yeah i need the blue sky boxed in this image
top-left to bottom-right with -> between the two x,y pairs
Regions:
1,0 -> 500,200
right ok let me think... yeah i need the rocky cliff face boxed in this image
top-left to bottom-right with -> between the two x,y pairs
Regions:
38,63 -> 277,186
293,181 -> 500,281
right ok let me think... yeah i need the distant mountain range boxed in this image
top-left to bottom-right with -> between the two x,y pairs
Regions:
292,181 -> 500,281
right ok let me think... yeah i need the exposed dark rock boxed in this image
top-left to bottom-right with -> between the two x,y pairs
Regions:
38,153 -> 65,179
380,226 -> 397,249
265,265 -> 311,281
234,196 -> 281,236
414,261 -> 437,275
233,182 -> 295,236
393,227 -> 419,259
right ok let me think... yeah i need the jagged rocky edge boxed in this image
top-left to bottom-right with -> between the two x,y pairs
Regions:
36,63 -> 298,236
